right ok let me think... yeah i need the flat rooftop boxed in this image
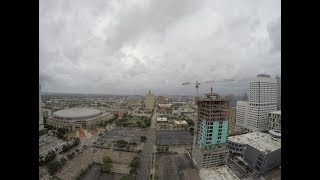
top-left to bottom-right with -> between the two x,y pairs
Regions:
228,132 -> 281,153
157,117 -> 168,122
174,120 -> 188,125
53,108 -> 102,119
270,110 -> 281,115
199,165 -> 240,180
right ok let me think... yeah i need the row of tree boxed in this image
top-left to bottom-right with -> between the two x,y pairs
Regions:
129,156 -> 141,175
157,146 -> 169,152
114,113 -> 151,128
46,157 -> 67,175
62,137 -> 80,153
39,151 -> 56,166
98,114 -> 119,127
101,156 -> 113,173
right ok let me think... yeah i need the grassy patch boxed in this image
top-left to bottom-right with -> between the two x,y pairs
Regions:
128,119 -> 144,125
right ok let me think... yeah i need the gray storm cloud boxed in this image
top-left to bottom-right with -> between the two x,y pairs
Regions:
40,0 -> 281,95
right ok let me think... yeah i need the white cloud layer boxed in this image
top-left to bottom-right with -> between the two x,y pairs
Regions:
40,0 -> 281,95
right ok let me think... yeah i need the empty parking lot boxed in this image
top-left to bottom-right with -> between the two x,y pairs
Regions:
155,153 -> 196,180
101,127 -> 146,143
156,130 -> 193,146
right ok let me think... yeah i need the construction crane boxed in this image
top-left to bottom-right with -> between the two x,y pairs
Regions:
181,79 -> 234,96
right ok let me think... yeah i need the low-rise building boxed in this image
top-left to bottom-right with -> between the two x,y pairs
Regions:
227,132 -> 281,175
157,117 -> 168,122
173,120 -> 188,130
227,132 -> 280,156
39,134 -> 68,158
156,117 -> 171,130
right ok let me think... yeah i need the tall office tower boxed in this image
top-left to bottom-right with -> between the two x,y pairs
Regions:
145,90 -> 155,110
235,101 -> 249,130
192,90 -> 229,169
275,75 -> 281,110
39,84 -> 44,131
247,74 -> 278,132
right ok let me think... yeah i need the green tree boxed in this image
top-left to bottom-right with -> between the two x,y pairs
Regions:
136,120 -> 143,127
60,157 -> 67,165
45,124 -> 55,130
39,129 -> 46,136
56,132 -> 66,140
140,136 -> 147,142
46,160 -> 62,175
120,175 -> 135,180
137,150 -> 142,154
165,146 -> 169,151
67,153 -> 74,160
130,156 -> 140,168
39,151 -> 56,166
103,156 -> 112,164
57,128 -> 68,134
129,168 -> 137,175
101,162 -> 113,173
74,137 -> 80,145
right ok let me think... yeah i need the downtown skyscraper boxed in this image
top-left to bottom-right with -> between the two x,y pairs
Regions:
247,74 -> 278,132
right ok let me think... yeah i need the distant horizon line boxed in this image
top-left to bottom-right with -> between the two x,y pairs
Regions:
41,91 -> 248,97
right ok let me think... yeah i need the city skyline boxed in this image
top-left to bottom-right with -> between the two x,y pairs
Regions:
40,0 -> 281,95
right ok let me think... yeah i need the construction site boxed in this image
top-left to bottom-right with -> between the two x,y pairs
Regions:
192,90 -> 230,169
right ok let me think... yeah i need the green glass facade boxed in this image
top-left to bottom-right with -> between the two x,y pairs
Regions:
197,120 -> 228,149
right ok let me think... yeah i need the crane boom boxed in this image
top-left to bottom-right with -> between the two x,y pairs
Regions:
181,78 -> 234,96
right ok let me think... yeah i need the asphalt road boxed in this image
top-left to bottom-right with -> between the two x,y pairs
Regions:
136,107 -> 157,180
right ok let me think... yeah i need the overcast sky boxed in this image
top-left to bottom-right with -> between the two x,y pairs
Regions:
40,0 -> 281,96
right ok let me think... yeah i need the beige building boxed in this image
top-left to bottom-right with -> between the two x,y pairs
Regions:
47,108 -> 114,131
145,90 -> 155,110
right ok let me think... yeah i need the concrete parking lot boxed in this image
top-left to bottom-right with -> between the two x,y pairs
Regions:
155,153 -> 196,180
156,130 -> 193,146
101,127 -> 146,143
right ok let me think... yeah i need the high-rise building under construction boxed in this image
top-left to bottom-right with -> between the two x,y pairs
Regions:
192,90 -> 229,169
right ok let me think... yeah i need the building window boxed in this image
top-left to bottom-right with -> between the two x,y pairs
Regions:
255,165 -> 260,171
256,161 -> 262,166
